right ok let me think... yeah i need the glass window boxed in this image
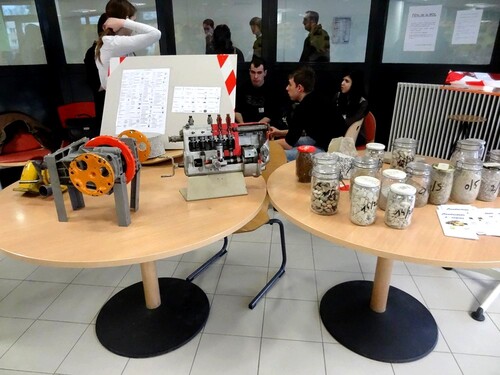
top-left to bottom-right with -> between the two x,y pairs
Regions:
55,0 -> 160,64
172,0 -> 261,61
277,0 -> 371,62
383,0 -> 499,64
0,1 -> 46,66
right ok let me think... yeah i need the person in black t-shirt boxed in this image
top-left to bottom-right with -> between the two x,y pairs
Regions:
269,66 -> 332,161
235,57 -> 279,125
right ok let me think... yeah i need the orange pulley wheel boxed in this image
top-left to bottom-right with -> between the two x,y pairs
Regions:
69,153 -> 115,196
118,129 -> 151,163
85,135 -> 136,183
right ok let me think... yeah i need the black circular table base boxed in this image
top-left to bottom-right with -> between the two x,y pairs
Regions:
96,277 -> 209,358
320,280 -> 437,363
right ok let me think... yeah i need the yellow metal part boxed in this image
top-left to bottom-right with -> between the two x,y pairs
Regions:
118,129 -> 151,163
69,153 -> 115,196
14,161 -> 50,194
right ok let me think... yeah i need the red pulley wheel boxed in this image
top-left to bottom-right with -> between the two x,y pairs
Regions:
85,135 -> 136,183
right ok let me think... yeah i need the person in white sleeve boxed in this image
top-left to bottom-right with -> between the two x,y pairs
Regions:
95,1 -> 161,91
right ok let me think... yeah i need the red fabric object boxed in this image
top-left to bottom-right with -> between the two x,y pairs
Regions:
0,148 -> 49,163
466,80 -> 485,86
445,71 -> 465,84
2,132 -> 42,153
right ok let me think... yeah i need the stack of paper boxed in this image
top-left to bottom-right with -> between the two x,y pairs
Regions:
436,205 -> 500,240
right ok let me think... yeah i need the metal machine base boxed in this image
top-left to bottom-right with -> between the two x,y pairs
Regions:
320,280 -> 437,363
96,278 -> 209,358
180,173 -> 247,201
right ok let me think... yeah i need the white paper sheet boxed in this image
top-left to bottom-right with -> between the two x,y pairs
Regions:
404,5 -> 442,52
452,9 -> 483,45
171,86 -> 221,114
115,68 -> 170,134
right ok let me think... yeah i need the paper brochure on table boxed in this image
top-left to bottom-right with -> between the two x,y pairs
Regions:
436,205 -> 500,240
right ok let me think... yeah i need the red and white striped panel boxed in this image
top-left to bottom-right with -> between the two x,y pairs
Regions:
217,54 -> 236,110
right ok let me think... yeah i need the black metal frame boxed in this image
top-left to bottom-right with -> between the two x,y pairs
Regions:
186,218 -> 287,309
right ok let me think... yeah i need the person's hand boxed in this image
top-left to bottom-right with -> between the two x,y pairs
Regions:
103,18 -> 126,33
269,126 -> 286,139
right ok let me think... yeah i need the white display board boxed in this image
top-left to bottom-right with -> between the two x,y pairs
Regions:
100,54 -> 238,149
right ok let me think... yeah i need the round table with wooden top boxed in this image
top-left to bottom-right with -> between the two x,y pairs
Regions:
267,161 -> 499,363
0,164 -> 266,358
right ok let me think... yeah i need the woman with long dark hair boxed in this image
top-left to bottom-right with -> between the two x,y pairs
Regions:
212,24 -> 245,63
332,70 -> 369,140
95,0 -> 161,90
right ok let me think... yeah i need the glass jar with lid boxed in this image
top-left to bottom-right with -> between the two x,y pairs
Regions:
477,162 -> 500,202
450,158 -> 483,204
384,183 -> 416,229
350,176 -> 380,226
310,165 -> 341,215
365,143 -> 385,169
405,161 -> 432,207
378,169 -> 407,211
390,138 -> 418,170
296,145 -> 316,183
349,155 -> 380,196
450,138 -> 485,166
428,163 -> 455,205
312,152 -> 338,168
486,150 -> 500,163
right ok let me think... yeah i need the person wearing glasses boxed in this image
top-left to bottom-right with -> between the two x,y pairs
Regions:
235,57 -> 280,125
299,10 -> 330,62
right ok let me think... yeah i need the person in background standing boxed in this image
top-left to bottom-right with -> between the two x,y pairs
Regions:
84,13 -> 107,129
299,10 -> 330,62
211,24 -> 245,63
202,18 -> 215,54
249,17 -> 262,58
95,0 -> 161,91
332,69 -> 369,142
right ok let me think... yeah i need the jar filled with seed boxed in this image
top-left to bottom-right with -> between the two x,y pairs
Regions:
450,138 -> 485,167
379,169 -> 407,211
428,163 -> 455,205
477,162 -> 500,202
310,165 -> 341,215
450,158 -> 483,204
296,145 -> 316,183
405,161 -> 431,207
365,143 -> 385,170
390,138 -> 418,170
349,155 -> 380,196
384,183 -> 416,229
350,176 -> 380,226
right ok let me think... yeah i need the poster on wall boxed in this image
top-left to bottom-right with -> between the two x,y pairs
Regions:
403,5 -> 442,51
452,9 -> 483,45
332,17 -> 351,44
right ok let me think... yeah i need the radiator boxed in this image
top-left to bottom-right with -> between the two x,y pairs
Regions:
389,82 -> 500,160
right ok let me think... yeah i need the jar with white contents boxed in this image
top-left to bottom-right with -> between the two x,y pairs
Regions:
450,139 -> 485,167
405,161 -> 431,208
477,162 -> 500,202
384,183 -> 416,229
390,138 -> 417,170
428,163 -> 454,205
365,143 -> 385,170
450,158 -> 483,204
379,169 -> 407,211
350,176 -> 380,226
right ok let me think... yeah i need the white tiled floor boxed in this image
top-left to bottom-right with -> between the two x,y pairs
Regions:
1,211 -> 500,374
